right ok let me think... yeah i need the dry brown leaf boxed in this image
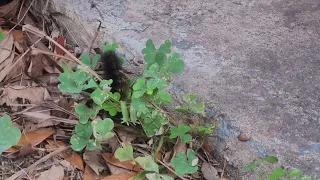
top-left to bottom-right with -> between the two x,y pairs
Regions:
106,162 -> 131,176
0,86 -> 49,105
0,30 -> 14,64
83,165 -> 100,180
102,152 -> 143,172
4,147 -> 19,153
172,137 -> 187,158
117,129 -> 137,144
46,140 -> 84,171
36,164 -> 64,180
83,149 -> 106,175
101,172 -> 137,180
17,143 -> 37,157
201,162 -> 219,180
105,136 -> 120,152
12,30 -> 24,40
18,129 -> 55,147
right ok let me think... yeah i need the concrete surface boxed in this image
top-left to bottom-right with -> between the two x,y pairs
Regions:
34,0 -> 320,178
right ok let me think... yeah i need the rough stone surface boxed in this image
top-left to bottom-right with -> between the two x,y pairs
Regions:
35,0 -> 320,178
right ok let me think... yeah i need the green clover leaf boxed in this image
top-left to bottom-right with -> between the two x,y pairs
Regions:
75,122 -> 93,139
93,118 -> 114,141
167,53 -> 185,73
171,149 -> 198,176
135,155 -> 159,173
103,101 -> 120,116
87,139 -> 102,150
268,167 -> 286,180
75,104 -> 101,124
115,144 -> 134,162
0,115 -> 21,154
103,42 -> 119,52
155,90 -> 171,105
70,134 -> 88,151
169,125 -> 192,144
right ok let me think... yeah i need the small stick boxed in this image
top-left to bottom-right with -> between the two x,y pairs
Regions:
5,0 -> 35,37
7,146 -> 70,180
23,24 -> 102,81
30,47 -> 74,62
221,158 -> 227,178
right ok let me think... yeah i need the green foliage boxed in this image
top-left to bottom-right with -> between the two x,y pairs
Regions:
0,115 -> 21,154
244,156 -> 316,180
169,124 -> 192,144
0,29 -> 4,41
176,93 -> 205,116
115,144 -> 134,162
198,124 -> 215,135
58,40 -> 207,178
171,149 -> 199,176
92,118 -> 114,141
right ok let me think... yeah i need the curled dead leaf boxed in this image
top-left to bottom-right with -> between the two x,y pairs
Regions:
83,149 -> 106,175
102,152 -> 143,172
18,129 -> 55,147
0,86 -> 50,105
101,172 -> 137,180
83,165 -> 100,180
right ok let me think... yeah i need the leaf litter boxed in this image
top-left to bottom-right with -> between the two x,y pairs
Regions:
0,1 -> 226,180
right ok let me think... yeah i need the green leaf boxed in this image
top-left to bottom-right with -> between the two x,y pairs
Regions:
131,98 -> 149,117
129,105 -> 138,124
75,104 -> 101,124
70,134 -> 88,151
90,88 -> 108,106
146,78 -> 167,91
142,110 -> 168,137
262,156 -> 278,164
155,52 -> 166,66
143,64 -> 159,78
167,53 -> 185,73
288,169 -> 302,177
158,40 -> 172,54
170,150 -> 198,176
198,125 -> 215,135
75,122 -> 93,139
133,78 -> 146,90
91,54 -> 101,69
120,101 -> 129,124
103,101 -> 120,116
243,162 -> 258,172
115,144 -> 134,162
155,90 -> 171,104
268,167 -> 286,180
135,155 -> 159,173
187,149 -> 198,166
0,29 -> 4,41
142,39 -> 156,54
87,139 -> 102,150
103,42 -> 119,52
169,125 -> 192,144
93,118 -> 114,141
0,115 -> 21,154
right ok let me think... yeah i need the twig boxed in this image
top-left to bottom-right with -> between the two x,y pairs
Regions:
221,158 -> 227,178
30,47 -> 74,62
7,146 -> 70,180
88,20 -> 101,52
5,0 -> 35,37
23,24 -> 102,81
7,38 -> 42,77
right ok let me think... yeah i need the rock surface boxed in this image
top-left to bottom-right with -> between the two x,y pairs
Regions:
35,0 -> 320,178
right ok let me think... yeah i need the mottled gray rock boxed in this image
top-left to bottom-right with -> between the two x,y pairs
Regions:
34,0 -> 320,178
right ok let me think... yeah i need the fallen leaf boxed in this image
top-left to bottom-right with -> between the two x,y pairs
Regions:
201,162 -> 219,180
106,162 -> 132,175
65,151 -> 84,171
17,144 -> 36,157
102,152 -> 143,172
4,147 -> 19,153
12,30 -> 24,40
83,165 -> 100,180
55,36 -> 65,55
101,172 -> 137,180
18,129 -> 55,146
46,139 -> 84,171
36,164 -> 64,180
105,136 -> 120,152
0,30 -> 13,64
172,137 -> 186,158
30,54 -> 48,77
0,86 -> 49,105
83,149 -> 106,175
117,129 -> 137,144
